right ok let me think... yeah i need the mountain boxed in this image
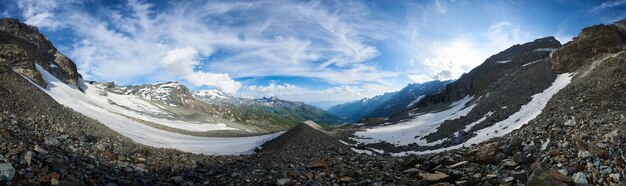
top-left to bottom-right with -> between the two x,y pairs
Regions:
327,91 -> 395,122
328,80 -> 451,122
3,16 -> 626,185
351,19 -> 626,158
88,80 -> 346,133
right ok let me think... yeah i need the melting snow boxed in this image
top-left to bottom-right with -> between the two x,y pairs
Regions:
533,48 -> 557,52
522,59 -> 546,67
82,82 -> 235,132
353,96 -> 476,146
24,64 -> 282,155
462,111 -> 493,132
496,60 -> 512,64
390,73 -> 574,156
351,148 -> 373,155
406,95 -> 425,109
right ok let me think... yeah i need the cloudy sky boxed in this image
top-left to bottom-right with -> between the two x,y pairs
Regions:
2,0 -> 625,108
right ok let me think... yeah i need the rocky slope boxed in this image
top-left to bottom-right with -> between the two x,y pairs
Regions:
0,19 -> 79,88
328,80 -> 450,122
1,16 -> 626,186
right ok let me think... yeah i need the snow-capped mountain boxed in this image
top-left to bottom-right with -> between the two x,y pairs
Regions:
328,80 -> 450,122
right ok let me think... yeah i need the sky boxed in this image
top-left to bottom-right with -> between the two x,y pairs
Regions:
1,0 -> 625,109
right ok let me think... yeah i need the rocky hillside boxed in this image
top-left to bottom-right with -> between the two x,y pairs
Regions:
0,18 -> 79,88
346,18 -> 626,185
328,80 -> 450,122
2,16 -> 626,186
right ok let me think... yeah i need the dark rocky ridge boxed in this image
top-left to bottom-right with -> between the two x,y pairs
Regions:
410,36 -> 561,109
0,18 -> 80,88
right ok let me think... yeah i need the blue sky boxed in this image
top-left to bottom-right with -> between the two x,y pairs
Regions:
2,0 -> 625,108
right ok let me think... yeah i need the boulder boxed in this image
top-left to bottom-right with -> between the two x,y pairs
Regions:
527,163 -> 570,186
476,142 -> 499,163
0,163 -> 15,181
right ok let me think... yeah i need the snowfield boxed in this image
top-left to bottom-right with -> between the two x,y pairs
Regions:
353,96 -> 476,146
25,65 -> 283,155
387,73 -> 575,156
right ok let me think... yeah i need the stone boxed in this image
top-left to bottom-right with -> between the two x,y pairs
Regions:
44,136 -> 60,146
511,170 -> 528,182
540,139 -> 552,151
34,145 -> 48,154
564,118 -> 576,127
523,142 -> 535,152
402,168 -> 419,173
420,172 -> 449,182
23,151 -> 33,166
307,157 -> 336,169
0,163 -> 15,181
276,178 -> 291,185
476,142 -> 498,163
503,176 -> 515,182
448,161 -> 468,169
572,172 -> 588,185
171,176 -> 183,184
609,173 -> 620,182
338,176 -> 353,183
528,163 -> 570,186
578,150 -> 593,159
502,159 -> 518,168
51,177 -> 59,185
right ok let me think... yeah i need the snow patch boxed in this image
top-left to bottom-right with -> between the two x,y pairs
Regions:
496,60 -> 512,64
391,73 -> 574,156
406,95 -> 425,109
462,111 -> 493,132
353,96 -> 476,146
194,89 -> 229,99
82,82 -> 235,132
351,148 -> 373,155
533,48 -> 557,52
522,59 -> 546,67
26,64 -> 282,155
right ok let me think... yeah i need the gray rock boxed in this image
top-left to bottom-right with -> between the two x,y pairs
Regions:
564,117 -> 576,127
540,139 -> 551,151
276,178 -> 291,185
578,150 -> 593,159
512,170 -> 528,182
171,176 -> 184,184
44,136 -> 61,146
609,173 -> 620,182
572,172 -> 589,185
448,161 -> 468,169
402,168 -> 419,173
0,163 -> 15,181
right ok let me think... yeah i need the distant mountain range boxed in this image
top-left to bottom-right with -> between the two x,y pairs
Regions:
328,80 -> 451,122
94,81 -> 346,133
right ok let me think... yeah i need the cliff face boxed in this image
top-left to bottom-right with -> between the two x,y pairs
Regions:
0,18 -> 80,88
551,19 -> 626,73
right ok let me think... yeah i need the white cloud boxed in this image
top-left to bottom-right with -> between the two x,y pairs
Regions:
407,74 -> 433,83
419,38 -> 485,81
592,0 -> 626,12
161,47 -> 242,94
16,0 -> 61,30
12,0 -> 398,94
405,21 -> 531,82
